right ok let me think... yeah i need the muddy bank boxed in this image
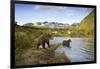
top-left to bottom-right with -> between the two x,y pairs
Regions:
16,44 -> 70,66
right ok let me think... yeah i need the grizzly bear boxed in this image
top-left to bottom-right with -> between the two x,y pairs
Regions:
35,33 -> 53,48
62,39 -> 72,48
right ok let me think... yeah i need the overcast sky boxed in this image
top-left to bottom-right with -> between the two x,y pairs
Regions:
15,4 -> 94,25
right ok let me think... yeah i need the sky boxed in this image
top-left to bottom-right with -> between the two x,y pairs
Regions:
15,4 -> 94,25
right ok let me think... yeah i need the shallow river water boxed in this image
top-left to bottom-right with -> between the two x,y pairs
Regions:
50,37 -> 95,62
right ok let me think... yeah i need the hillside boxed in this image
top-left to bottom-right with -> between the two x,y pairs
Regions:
78,10 -> 95,37
68,10 -> 95,37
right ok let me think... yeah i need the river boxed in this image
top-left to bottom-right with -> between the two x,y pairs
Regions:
50,37 -> 95,62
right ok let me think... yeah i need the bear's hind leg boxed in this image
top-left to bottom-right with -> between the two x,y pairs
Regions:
47,41 -> 50,48
42,43 -> 45,48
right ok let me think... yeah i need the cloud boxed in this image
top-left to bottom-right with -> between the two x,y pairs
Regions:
33,5 -> 67,11
67,13 -> 74,16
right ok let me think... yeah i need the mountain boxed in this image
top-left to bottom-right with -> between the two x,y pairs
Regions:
79,10 -> 95,37
23,23 -> 34,27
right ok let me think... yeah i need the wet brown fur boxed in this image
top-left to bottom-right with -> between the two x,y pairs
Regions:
36,33 -> 52,48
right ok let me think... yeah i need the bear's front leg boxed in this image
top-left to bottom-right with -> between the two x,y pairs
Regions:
37,44 -> 40,48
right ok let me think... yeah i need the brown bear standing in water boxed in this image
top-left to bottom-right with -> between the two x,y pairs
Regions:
36,33 -> 52,48
62,39 -> 72,48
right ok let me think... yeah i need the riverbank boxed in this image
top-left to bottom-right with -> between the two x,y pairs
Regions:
16,44 -> 70,66
53,37 -> 95,62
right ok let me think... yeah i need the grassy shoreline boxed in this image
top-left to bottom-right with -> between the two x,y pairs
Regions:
16,44 -> 70,66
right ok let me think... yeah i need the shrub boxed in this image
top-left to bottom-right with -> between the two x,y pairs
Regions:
15,32 -> 32,49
